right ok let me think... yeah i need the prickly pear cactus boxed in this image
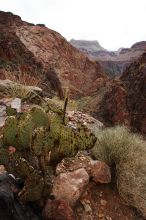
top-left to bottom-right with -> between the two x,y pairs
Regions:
12,157 -> 45,202
49,123 -> 97,163
17,114 -> 33,150
50,113 -> 62,140
76,124 -> 97,151
31,127 -> 48,156
3,116 -> 18,147
3,106 -> 50,150
6,106 -> 17,116
30,106 -> 50,129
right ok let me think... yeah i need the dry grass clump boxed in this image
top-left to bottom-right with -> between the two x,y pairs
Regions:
3,69 -> 41,87
4,84 -> 32,99
91,125 -> 146,217
2,68 -> 41,100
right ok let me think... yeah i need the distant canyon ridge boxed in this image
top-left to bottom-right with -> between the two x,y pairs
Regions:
70,39 -> 146,77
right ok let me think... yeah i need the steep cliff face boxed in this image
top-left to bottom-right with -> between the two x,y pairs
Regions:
71,39 -> 146,77
120,52 -> 146,134
0,11 -> 106,98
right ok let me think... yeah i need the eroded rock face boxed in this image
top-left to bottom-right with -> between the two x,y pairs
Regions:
0,11 -> 106,99
0,29 -> 57,97
100,53 -> 146,134
52,168 -> 89,206
101,80 -> 130,126
16,26 -> 106,98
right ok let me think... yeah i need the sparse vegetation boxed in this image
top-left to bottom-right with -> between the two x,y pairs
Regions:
91,125 -> 146,217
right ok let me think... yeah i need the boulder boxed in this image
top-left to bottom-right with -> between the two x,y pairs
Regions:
53,168 -> 89,206
89,160 -> 111,183
10,98 -> 21,112
56,154 -> 111,184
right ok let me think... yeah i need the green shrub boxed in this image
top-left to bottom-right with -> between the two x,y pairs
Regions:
91,125 -> 146,217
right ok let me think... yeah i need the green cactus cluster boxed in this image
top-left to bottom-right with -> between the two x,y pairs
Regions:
3,106 -> 50,150
2,104 -> 96,162
0,103 -> 96,202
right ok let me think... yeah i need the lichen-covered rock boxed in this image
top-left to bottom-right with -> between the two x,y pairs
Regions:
52,168 -> 89,206
3,116 -> 18,147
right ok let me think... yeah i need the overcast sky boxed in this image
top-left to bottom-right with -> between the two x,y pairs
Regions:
0,0 -> 146,50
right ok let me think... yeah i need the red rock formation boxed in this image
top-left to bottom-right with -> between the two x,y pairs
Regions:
101,80 -> 130,126
0,11 -> 106,98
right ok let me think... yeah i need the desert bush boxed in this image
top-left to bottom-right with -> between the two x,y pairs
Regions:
91,125 -> 146,217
